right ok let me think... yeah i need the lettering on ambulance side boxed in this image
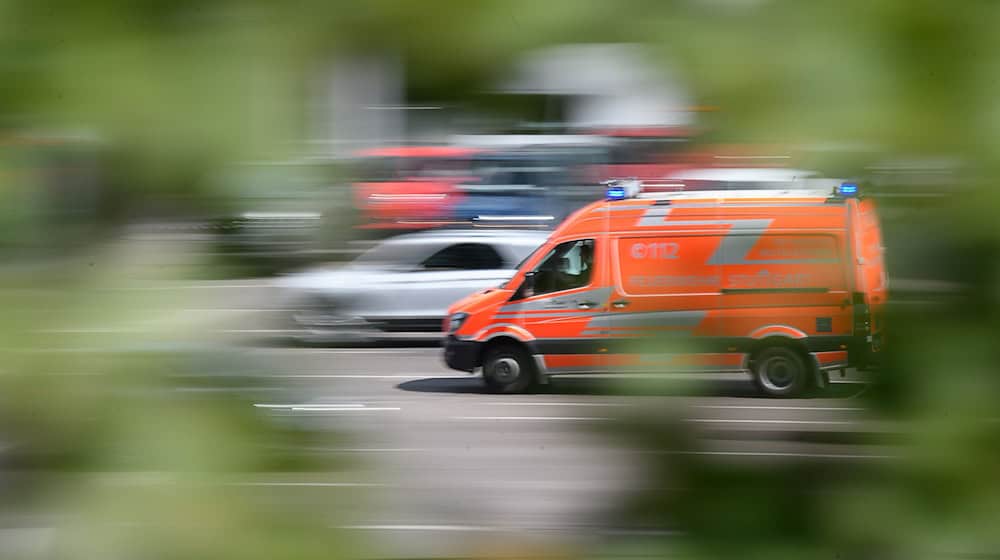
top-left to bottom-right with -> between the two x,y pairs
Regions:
636,206 -> 839,265
630,242 -> 679,260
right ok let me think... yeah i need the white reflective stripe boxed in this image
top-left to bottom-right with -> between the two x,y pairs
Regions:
585,310 -> 706,330
499,287 -> 613,312
636,206 -> 673,226
472,323 -> 533,342
749,325 -> 808,339
494,311 -> 600,318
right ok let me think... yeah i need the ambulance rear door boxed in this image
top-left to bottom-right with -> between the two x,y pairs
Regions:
853,197 -> 888,355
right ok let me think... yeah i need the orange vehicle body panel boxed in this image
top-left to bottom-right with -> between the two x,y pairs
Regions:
445,189 -> 887,379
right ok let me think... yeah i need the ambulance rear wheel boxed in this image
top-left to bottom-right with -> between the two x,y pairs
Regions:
751,346 -> 810,397
482,344 -> 535,394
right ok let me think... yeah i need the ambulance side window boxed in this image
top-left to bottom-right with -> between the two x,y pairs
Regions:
529,239 -> 595,296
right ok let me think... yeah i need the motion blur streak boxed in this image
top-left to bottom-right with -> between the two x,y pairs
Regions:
2,1 -> 999,559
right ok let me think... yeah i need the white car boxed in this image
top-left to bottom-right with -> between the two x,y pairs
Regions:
277,229 -> 547,343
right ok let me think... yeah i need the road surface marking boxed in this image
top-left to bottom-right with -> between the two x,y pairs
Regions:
340,524 -> 495,532
222,329 -> 299,334
668,450 -> 895,459
340,524 -> 683,535
255,403 -> 365,409
234,482 -> 385,487
686,418 -> 856,425
452,416 -> 611,421
291,406 -> 401,412
326,448 -> 424,453
179,308 -> 295,313
485,402 -> 627,407
694,405 -> 865,411
279,374 -> 469,379
255,403 -> 401,412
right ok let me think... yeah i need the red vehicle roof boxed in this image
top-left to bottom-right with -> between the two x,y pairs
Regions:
356,146 -> 482,159
593,126 -> 693,138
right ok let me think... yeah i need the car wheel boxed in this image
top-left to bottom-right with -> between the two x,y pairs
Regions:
751,346 -> 811,397
482,344 -> 536,394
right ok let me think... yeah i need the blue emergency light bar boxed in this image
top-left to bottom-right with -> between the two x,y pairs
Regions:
604,179 -> 642,200
836,182 -> 859,197
606,185 -> 627,200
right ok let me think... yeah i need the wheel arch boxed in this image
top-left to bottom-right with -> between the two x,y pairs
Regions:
481,334 -> 529,355
748,335 -> 810,361
480,336 -> 543,391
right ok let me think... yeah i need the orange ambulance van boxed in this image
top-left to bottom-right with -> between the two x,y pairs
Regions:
443,180 -> 887,396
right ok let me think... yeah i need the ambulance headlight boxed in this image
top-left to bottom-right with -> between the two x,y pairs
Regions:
447,312 -> 469,334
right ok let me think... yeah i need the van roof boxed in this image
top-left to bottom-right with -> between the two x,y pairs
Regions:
636,188 -> 835,201
552,189 -> 849,238
355,146 -> 482,158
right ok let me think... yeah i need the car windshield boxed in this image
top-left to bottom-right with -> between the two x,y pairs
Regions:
353,240 -> 429,266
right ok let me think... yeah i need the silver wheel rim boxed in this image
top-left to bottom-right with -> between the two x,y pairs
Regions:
759,356 -> 798,392
491,357 -> 521,383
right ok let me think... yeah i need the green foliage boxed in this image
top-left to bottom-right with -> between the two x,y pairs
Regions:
3,1 -> 1000,557
0,247 -> 356,559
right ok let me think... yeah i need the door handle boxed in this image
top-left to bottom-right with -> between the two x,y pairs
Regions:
577,301 -> 598,309
612,299 -> 631,309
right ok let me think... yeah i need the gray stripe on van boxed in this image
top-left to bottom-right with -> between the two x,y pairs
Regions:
584,310 -> 706,330
495,311 -> 600,319
706,233 -> 840,265
636,207 -> 839,265
637,207 -> 673,226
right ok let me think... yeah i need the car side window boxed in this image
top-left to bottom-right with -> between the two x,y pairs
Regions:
528,239 -> 594,297
421,243 -> 504,270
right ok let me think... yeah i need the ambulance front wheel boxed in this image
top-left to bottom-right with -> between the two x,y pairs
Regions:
482,343 -> 536,394
751,346 -> 811,397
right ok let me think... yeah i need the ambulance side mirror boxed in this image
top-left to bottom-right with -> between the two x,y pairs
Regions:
514,271 -> 536,300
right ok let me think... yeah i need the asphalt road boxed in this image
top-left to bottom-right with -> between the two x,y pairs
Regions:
15,277 -> 892,559
235,344 -> 885,558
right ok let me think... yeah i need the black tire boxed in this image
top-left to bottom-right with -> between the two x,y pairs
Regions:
482,343 -> 536,394
751,346 -> 812,397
